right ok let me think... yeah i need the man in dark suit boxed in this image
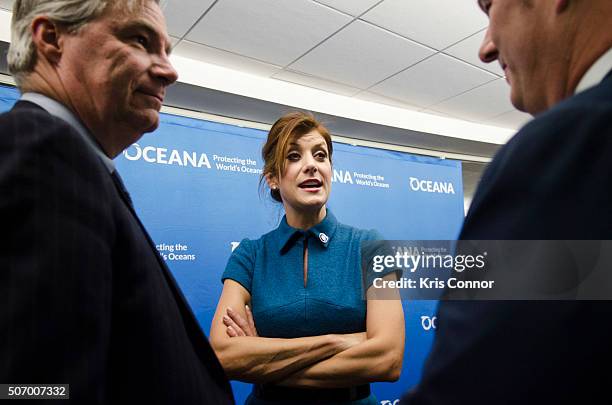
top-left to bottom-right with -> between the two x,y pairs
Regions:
403,0 -> 612,404
0,1 -> 233,403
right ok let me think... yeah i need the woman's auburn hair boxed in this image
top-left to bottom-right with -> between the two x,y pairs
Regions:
260,111 -> 333,202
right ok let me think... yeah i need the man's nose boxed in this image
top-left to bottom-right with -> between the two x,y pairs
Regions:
478,26 -> 499,63
153,55 -> 179,87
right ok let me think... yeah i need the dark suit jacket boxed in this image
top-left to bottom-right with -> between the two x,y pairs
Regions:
0,101 -> 234,404
403,71 -> 612,404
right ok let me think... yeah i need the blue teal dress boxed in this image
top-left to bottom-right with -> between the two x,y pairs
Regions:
222,210 -> 381,405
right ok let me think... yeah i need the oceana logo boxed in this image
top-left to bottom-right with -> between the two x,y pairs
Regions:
409,177 -> 455,194
123,143 -> 211,169
421,316 -> 437,331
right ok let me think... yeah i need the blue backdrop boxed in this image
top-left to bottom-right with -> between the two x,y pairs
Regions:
1,84 -> 464,404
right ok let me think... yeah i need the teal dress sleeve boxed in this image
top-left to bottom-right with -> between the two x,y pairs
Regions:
221,238 -> 255,293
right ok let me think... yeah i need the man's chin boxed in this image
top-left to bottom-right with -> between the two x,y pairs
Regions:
144,120 -> 160,134
509,87 -> 526,112
135,111 -> 160,134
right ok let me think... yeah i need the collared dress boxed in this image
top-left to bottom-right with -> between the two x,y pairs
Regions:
222,210 -> 383,404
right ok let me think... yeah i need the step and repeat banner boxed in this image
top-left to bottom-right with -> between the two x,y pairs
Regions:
1,84 -> 465,404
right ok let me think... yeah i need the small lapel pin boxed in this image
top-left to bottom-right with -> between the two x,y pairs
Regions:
319,233 -> 329,244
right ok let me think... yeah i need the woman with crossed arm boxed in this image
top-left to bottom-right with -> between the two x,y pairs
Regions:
210,112 -> 405,404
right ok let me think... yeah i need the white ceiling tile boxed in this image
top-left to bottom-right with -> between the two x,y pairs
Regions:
444,29 -> 504,76
289,20 -> 434,89
314,0 -> 382,17
161,0 -> 216,38
370,53 -> 497,107
0,0 -> 13,10
355,91 -> 421,111
485,109 -> 532,130
170,36 -> 181,47
420,108 -> 462,120
361,0 -> 487,50
272,70 -> 361,96
431,78 -> 516,122
173,40 -> 282,77
186,0 -> 352,66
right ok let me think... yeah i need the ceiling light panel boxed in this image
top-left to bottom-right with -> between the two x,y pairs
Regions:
431,78 -> 515,121
355,91 -> 422,111
444,29 -> 505,76
272,70 -> 361,96
289,20 -> 434,89
485,109 -> 532,130
173,40 -> 283,77
313,0 -> 382,17
185,0 -> 352,66
0,0 -> 12,10
162,0 -> 216,38
370,53 -> 497,107
170,36 -> 181,47
361,0 -> 488,50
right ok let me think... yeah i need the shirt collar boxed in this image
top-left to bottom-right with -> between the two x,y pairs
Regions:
575,46 -> 612,95
20,92 -> 115,174
277,209 -> 339,254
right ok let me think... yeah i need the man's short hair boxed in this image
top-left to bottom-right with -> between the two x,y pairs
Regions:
8,0 -> 161,87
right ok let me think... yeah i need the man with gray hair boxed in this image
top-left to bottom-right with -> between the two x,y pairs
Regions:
403,0 -> 611,404
0,1 -> 233,403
